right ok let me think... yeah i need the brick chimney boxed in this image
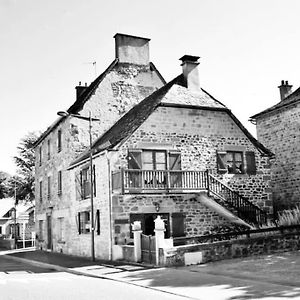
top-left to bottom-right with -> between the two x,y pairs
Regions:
278,80 -> 293,101
75,82 -> 88,100
114,33 -> 150,65
179,55 -> 200,91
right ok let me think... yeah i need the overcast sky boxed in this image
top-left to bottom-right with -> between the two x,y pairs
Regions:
1,0 -> 300,175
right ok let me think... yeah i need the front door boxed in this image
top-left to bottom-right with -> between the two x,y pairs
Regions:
47,215 -> 52,250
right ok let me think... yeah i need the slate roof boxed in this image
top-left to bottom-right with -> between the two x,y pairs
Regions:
70,74 -> 273,168
250,86 -> 300,120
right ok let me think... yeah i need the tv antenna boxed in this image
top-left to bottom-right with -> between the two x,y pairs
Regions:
84,61 -> 97,78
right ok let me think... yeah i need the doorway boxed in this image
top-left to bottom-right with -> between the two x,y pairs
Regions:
46,215 -> 52,250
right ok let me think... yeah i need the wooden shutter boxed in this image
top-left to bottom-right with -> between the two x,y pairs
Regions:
172,213 -> 185,237
217,151 -> 227,173
77,212 -> 81,234
245,151 -> 256,175
169,152 -> 181,170
96,209 -> 100,235
127,150 -> 142,169
75,170 -> 83,201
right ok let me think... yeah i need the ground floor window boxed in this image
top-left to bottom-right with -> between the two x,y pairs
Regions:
77,211 -> 90,234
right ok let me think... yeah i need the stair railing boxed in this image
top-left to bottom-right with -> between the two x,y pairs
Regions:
205,170 -> 267,226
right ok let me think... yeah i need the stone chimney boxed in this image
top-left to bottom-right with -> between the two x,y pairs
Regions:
278,80 -> 293,101
179,55 -> 200,91
75,82 -> 88,100
114,33 -> 150,65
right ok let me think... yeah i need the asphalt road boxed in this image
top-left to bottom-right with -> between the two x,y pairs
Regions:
0,256 -> 186,300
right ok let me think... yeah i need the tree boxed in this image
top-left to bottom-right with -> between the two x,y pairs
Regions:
0,171 -> 10,199
11,132 -> 39,202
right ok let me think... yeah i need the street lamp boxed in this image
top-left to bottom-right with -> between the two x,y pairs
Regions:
57,110 -> 100,261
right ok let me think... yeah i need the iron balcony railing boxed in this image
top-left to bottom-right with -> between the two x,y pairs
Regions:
112,169 -> 268,226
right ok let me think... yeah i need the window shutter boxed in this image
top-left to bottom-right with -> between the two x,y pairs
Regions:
217,151 -> 227,173
127,150 -> 142,169
169,152 -> 181,170
172,213 -> 185,237
96,209 -> 100,235
245,151 -> 256,175
77,212 -> 81,234
75,171 -> 83,200
93,165 -> 96,197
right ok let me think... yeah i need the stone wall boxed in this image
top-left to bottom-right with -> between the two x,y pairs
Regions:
162,229 -> 300,266
113,106 -> 272,212
111,194 -> 230,245
256,102 -> 300,211
35,61 -> 164,258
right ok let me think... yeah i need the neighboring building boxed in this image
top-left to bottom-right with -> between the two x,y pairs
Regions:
34,34 -> 165,252
0,198 -> 34,241
250,80 -> 300,212
65,55 -> 273,261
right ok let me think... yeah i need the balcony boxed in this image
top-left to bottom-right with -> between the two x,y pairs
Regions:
112,169 -> 207,194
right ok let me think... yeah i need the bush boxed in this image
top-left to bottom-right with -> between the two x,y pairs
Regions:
277,206 -> 300,226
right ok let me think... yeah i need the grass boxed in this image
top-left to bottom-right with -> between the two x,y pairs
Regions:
277,206 -> 300,226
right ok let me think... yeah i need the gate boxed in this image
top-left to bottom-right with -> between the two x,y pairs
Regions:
141,234 -> 156,264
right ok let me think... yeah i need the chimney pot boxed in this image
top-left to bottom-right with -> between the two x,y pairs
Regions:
278,80 -> 293,101
114,33 -> 150,65
179,55 -> 201,91
75,82 -> 87,100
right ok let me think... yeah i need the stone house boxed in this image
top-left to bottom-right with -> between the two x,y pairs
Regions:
34,34 -> 165,252
66,55 -> 273,261
250,81 -> 300,212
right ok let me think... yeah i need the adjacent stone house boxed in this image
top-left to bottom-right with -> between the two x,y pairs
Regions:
34,34 -> 165,252
250,81 -> 300,212
67,55 -> 273,261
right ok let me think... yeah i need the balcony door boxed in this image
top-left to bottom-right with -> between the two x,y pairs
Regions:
142,150 -> 167,188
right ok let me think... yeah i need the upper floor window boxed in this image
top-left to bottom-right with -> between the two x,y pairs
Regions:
39,181 -> 43,202
76,165 -> 96,200
47,139 -> 51,160
47,176 -> 51,200
57,129 -> 62,153
217,150 -> 256,175
127,149 -> 181,171
58,171 -> 62,196
39,146 -> 42,166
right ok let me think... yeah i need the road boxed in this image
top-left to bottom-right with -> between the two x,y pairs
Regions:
0,256 -> 185,300
1,253 -> 300,300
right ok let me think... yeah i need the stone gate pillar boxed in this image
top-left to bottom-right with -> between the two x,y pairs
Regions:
132,221 -> 142,262
154,215 -> 165,265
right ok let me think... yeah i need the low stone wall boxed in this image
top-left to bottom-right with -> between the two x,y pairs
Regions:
0,238 -> 14,250
161,230 -> 300,266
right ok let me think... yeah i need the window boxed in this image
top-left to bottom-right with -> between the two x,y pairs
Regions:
58,217 -> 64,241
0,226 -> 2,235
79,166 -> 96,199
57,129 -> 62,153
38,220 -> 43,240
39,181 -> 43,202
39,147 -> 42,166
47,139 -> 51,160
77,211 -> 90,234
96,209 -> 100,235
142,150 -> 166,170
58,171 -> 62,195
47,176 -> 51,200
217,150 -> 256,175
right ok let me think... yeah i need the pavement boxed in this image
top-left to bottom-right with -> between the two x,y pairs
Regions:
2,248 -> 300,299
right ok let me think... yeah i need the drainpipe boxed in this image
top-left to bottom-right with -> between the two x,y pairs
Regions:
106,150 -> 113,260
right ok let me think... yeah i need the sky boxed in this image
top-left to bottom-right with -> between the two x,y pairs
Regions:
1,0 -> 300,175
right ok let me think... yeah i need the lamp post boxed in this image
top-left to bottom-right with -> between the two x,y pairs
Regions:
14,181 -> 17,249
57,110 -> 100,261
